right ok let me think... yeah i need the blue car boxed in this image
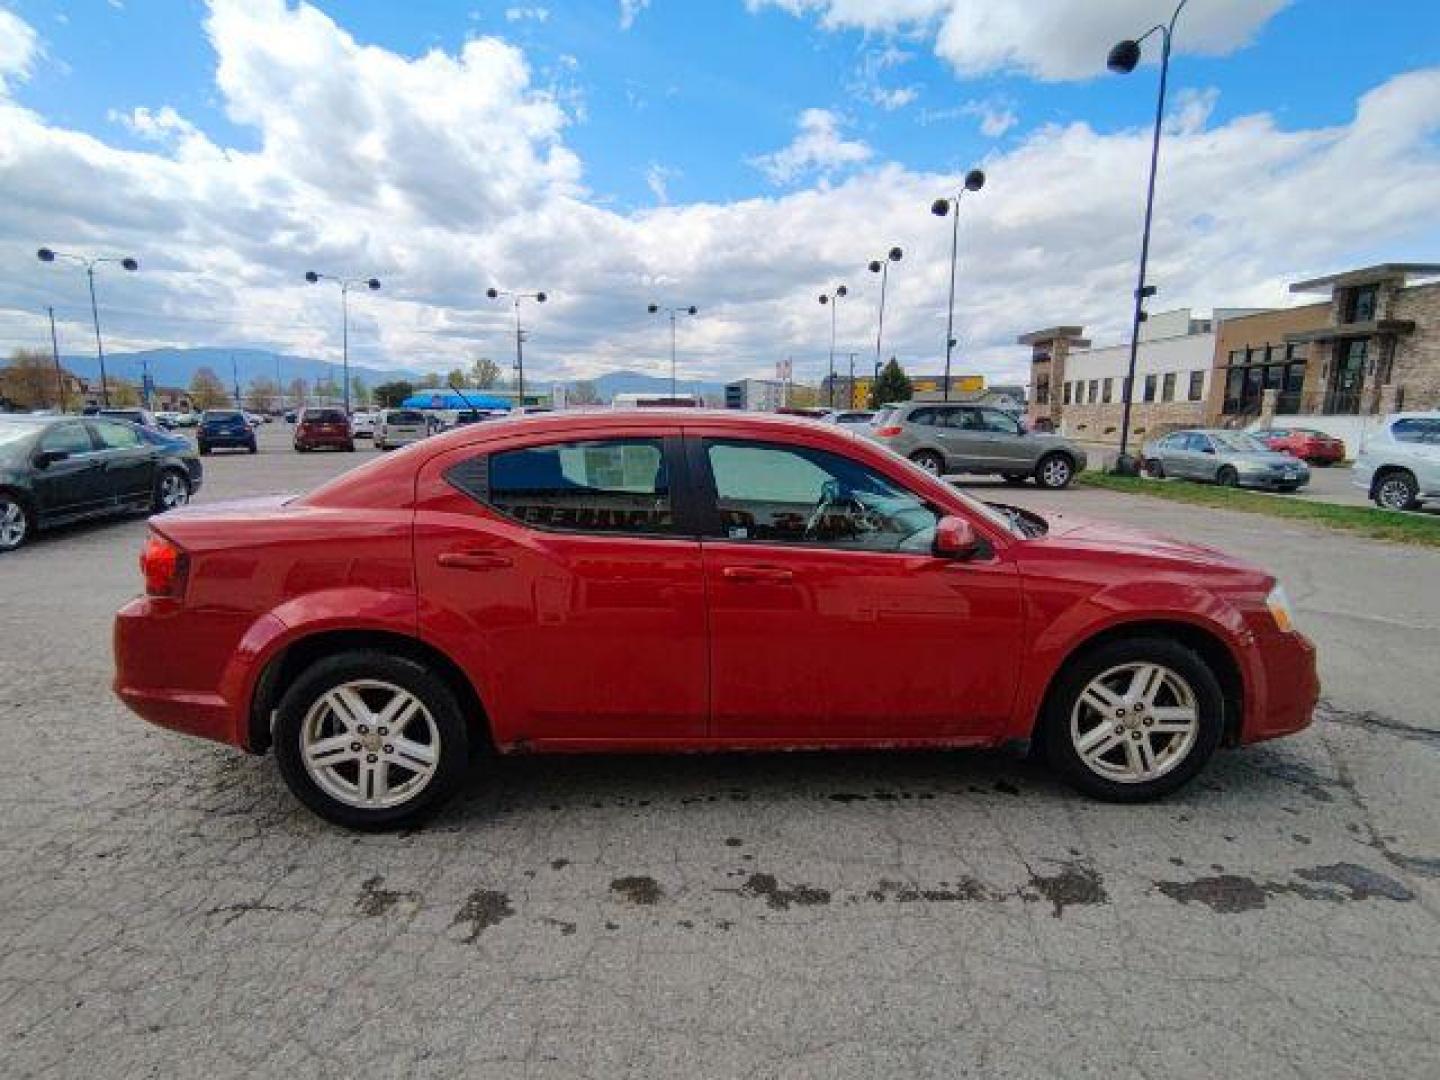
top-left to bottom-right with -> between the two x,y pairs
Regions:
197,409 -> 257,455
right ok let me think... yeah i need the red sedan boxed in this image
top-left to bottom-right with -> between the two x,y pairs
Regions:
1254,427 -> 1345,464
115,411 -> 1318,829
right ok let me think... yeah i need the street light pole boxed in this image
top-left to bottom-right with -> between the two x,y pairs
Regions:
36,248 -> 139,409
867,247 -> 903,405
817,285 -> 848,407
1107,0 -> 1188,474
931,169 -> 986,401
488,288 -> 548,410
647,303 -> 698,399
46,306 -> 67,412
304,271 -> 381,414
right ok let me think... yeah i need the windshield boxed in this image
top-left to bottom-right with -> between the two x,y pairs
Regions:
203,411 -> 242,422
1210,432 -> 1268,453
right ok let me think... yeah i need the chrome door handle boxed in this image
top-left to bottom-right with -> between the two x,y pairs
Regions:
721,565 -> 795,583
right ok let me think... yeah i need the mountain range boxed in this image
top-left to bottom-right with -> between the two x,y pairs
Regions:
51,347 -> 728,401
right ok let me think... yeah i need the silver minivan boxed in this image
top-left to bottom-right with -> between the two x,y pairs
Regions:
374,408 -> 428,451
869,401 -> 1087,488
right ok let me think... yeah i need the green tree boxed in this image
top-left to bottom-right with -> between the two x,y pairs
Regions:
189,366 -> 228,410
245,376 -> 279,413
446,367 -> 470,390
373,380 -> 415,408
471,355 -> 502,389
416,371 -> 441,390
109,378 -> 141,407
350,375 -> 370,407
869,357 -> 913,409
567,379 -> 601,406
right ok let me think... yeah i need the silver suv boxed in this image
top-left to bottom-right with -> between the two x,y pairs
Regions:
869,402 -> 1087,488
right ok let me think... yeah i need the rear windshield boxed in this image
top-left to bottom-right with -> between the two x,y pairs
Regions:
388,410 -> 424,424
203,410 -> 242,422
305,409 -> 347,423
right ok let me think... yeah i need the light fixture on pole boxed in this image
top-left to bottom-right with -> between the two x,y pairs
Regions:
867,247 -> 903,405
1106,0 -> 1188,474
304,270 -> 380,414
487,287 -> 547,410
647,303 -> 698,399
36,247 -> 139,409
817,285 -> 848,407
931,168 -> 986,402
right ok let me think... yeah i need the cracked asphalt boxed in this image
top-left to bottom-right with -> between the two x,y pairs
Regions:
1,428 -> 1437,1079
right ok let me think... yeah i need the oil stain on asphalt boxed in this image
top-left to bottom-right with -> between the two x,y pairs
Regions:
1156,861 -> 1413,913
451,889 -> 515,942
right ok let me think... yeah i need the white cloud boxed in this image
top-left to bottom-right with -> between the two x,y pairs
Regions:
619,0 -> 649,30
751,108 -> 873,185
961,97 -> 1018,138
851,44 -> 920,111
2,2 -> 1438,394
0,7 -> 39,93
504,6 -> 549,22
645,162 -> 678,204
750,0 -> 1292,81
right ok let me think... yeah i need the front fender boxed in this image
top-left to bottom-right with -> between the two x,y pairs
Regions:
1007,579 -> 1257,742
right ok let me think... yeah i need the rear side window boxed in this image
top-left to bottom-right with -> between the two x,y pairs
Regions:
1392,418 -> 1440,444
90,420 -> 143,449
388,410 -> 424,425
449,438 -> 673,535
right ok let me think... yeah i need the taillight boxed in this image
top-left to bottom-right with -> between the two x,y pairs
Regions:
876,425 -> 903,437
140,533 -> 188,598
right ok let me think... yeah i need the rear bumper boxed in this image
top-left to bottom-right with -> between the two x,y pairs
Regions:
200,433 -> 254,447
295,434 -> 352,448
1239,628 -> 1319,744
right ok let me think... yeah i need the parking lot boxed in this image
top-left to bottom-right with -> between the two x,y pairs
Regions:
2,423 -> 1437,1079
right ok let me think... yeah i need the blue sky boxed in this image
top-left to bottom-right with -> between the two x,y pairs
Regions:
1,1 -> 1438,383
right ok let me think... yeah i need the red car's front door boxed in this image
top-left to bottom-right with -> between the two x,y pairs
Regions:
691,435 -> 1025,743
414,427 -> 709,747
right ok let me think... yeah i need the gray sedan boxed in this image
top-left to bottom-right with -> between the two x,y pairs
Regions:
1141,429 -> 1310,491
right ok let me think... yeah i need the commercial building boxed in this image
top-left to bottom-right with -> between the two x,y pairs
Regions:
724,378 -> 788,411
819,372 -> 1014,411
1021,262 -> 1440,448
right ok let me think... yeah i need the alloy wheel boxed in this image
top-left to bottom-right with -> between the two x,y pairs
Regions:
0,499 -> 27,550
159,472 -> 189,510
1069,661 -> 1199,784
299,679 -> 441,810
1040,457 -> 1072,488
1376,475 -> 1416,511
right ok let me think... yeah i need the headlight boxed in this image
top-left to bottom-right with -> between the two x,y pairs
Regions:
1265,584 -> 1296,633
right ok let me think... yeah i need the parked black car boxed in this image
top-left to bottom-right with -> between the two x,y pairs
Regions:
197,409 -> 258,455
0,415 -> 203,553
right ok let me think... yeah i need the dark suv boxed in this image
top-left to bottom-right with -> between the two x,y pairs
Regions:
294,408 -> 354,452
197,410 -> 258,455
869,402 -> 1087,488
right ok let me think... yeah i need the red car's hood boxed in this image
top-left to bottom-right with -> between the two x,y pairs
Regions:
1031,510 -> 1252,570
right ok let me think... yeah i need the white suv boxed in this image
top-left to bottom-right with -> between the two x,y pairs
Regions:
1353,411 -> 1440,511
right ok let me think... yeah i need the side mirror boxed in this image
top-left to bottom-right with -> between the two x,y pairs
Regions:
35,449 -> 69,469
933,515 -> 982,560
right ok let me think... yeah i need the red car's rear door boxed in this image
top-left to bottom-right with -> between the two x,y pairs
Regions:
413,424 -> 709,747
688,432 -> 1024,743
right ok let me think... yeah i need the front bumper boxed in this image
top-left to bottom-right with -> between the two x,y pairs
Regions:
1240,627 -> 1319,744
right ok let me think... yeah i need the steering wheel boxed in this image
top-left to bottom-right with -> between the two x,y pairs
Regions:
804,480 -> 884,540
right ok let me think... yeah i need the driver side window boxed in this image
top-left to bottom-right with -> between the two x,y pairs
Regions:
704,440 -> 939,552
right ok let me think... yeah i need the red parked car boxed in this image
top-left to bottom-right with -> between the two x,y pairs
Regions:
114,412 -> 1318,829
1254,427 -> 1345,465
293,407 -> 355,452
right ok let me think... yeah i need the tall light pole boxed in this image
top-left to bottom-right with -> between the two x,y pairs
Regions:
647,303 -> 698,399
931,168 -> 986,401
867,247 -> 903,405
1107,0 -> 1188,474
36,247 -> 139,408
487,287 -> 546,410
304,270 -> 380,414
817,285 -> 848,407
46,306 -> 67,413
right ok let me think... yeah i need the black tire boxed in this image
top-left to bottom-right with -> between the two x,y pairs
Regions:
1034,453 -> 1076,490
1216,465 -> 1239,487
910,450 -> 946,477
0,491 -> 34,553
1043,636 -> 1225,803
198,444 -> 210,456
294,443 -> 307,453
152,468 -> 190,513
273,651 -> 471,830
1002,473 -> 1029,485
345,442 -> 355,452
247,443 -> 258,455
1145,458 -> 1165,479
1373,470 -> 1419,512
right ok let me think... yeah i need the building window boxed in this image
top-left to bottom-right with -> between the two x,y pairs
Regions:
1248,345 -> 1270,365
1346,285 -> 1377,323
1088,379 -> 1098,404
1143,374 -> 1157,402
1035,375 -> 1050,405
1188,371 -> 1204,402
1228,349 -> 1244,366
1063,381 -> 1073,405
1161,372 -> 1176,402
1101,378 -> 1113,404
